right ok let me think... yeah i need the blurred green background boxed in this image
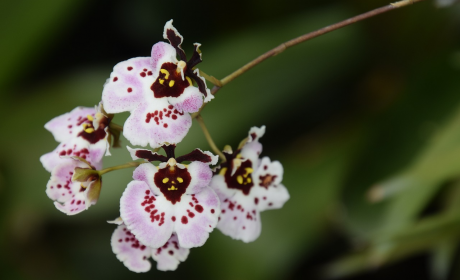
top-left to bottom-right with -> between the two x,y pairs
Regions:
1,0 -> 460,279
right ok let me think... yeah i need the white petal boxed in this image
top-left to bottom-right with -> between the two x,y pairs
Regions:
111,225 -> 152,273
151,233 -> 189,271
123,101 -> 192,148
44,107 -> 96,143
174,187 -> 220,248
120,180 -> 174,248
217,192 -> 261,243
102,57 -> 155,114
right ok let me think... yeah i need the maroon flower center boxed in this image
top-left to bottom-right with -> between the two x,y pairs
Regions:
154,164 -> 191,204
77,115 -> 109,144
151,62 -> 192,98
224,159 -> 254,195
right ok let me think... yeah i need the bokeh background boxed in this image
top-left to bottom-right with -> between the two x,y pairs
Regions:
1,0 -> 460,279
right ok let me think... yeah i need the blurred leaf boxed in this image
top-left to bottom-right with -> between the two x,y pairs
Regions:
324,213 -> 460,279
378,104 -> 460,232
429,178 -> 460,280
342,52 -> 460,240
430,239 -> 458,280
322,253 -> 371,279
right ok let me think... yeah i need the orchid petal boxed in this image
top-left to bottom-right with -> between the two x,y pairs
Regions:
123,101 -> 191,148
152,233 -> 189,271
102,57 -> 155,114
217,193 -> 261,243
120,180 -> 174,248
111,225 -> 152,273
174,187 -> 220,248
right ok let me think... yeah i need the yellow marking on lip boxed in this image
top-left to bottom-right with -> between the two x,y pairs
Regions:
237,175 -> 243,184
186,76 -> 193,86
160,69 -> 170,79
84,128 -> 95,133
162,178 -> 169,184
168,186 -> 177,191
247,178 -> 252,183
177,177 -> 183,183
159,79 -> 165,85
169,80 -> 175,87
219,167 -> 227,176
87,115 -> 94,121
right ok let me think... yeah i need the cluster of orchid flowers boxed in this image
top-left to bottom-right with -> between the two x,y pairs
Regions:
40,20 -> 289,272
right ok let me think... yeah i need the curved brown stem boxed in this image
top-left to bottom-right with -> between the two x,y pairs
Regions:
195,115 -> 226,162
192,0 -> 425,118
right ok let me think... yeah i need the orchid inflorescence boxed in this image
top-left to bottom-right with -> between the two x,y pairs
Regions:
40,20 -> 289,272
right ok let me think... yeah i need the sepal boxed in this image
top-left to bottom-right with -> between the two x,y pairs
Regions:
71,161 -> 102,207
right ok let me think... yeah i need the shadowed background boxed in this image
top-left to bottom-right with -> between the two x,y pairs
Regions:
1,0 -> 460,279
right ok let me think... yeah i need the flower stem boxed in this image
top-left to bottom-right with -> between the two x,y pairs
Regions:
195,115 -> 226,162
109,122 -> 123,132
219,0 -> 425,87
199,70 -> 223,87
99,161 -> 143,175
192,0 -> 425,118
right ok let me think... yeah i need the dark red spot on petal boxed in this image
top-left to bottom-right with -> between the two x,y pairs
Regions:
195,205 -> 203,213
140,72 -> 146,77
113,77 -> 118,82
163,123 -> 168,128
181,216 -> 188,224
172,216 -> 176,222
168,250 -> 174,255
127,67 -> 133,71
254,197 -> 259,205
211,209 -> 215,214
127,88 -> 132,93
